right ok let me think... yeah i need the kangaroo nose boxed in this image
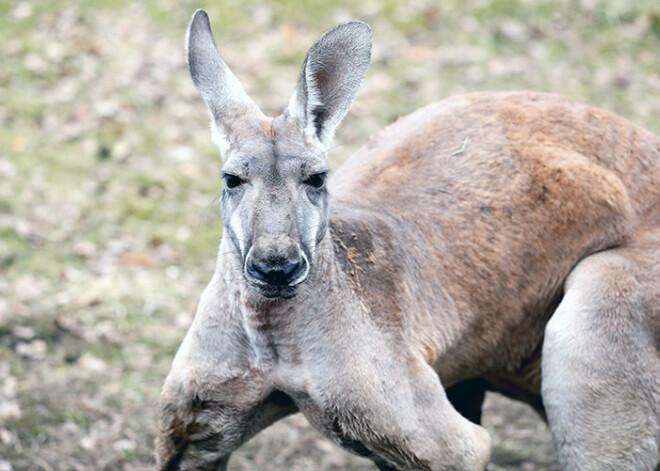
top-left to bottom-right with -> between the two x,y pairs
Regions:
247,259 -> 304,286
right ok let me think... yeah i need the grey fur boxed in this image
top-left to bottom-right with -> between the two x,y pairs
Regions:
186,10 -> 263,154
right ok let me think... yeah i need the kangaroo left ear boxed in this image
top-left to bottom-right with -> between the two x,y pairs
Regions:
286,21 -> 372,148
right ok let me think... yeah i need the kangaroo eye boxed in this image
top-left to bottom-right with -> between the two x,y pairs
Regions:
303,173 -> 327,189
223,174 -> 244,189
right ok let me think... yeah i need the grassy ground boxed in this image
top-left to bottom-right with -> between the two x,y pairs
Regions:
2,0 -> 660,469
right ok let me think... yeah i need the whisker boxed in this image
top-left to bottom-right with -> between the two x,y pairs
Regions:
321,142 -> 345,156
193,192 -> 222,238
218,233 -> 252,243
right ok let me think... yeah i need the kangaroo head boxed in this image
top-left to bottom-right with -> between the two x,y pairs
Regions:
186,10 -> 372,299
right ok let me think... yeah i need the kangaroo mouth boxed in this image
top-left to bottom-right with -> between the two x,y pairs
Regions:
243,267 -> 307,299
249,283 -> 301,299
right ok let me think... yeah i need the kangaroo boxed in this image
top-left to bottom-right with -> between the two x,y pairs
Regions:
156,10 -> 660,471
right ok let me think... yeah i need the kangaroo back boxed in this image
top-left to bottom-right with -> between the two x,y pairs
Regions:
329,91 -> 660,380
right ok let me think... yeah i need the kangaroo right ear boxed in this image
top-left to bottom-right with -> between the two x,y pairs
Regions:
186,10 -> 263,155
286,21 -> 372,148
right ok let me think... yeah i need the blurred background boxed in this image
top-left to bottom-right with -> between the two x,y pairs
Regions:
2,0 -> 660,469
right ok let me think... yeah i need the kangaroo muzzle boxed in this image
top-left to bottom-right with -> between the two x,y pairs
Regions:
244,236 -> 309,298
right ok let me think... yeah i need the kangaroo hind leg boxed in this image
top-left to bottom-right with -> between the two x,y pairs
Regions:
542,239 -> 660,471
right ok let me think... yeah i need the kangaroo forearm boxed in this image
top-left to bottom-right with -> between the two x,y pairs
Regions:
156,400 -> 238,471
156,391 -> 297,471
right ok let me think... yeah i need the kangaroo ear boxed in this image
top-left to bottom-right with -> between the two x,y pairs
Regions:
286,21 -> 372,148
186,10 -> 263,155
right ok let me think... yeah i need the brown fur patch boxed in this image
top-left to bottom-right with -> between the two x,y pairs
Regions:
329,91 -> 657,391
262,119 -> 275,139
329,213 -> 403,327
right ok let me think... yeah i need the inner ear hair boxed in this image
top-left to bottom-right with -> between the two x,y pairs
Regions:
287,21 -> 372,147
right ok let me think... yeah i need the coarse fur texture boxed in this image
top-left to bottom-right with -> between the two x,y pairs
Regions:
156,10 -> 660,471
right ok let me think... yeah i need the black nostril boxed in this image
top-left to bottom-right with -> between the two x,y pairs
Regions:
248,260 -> 303,286
281,262 -> 298,278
